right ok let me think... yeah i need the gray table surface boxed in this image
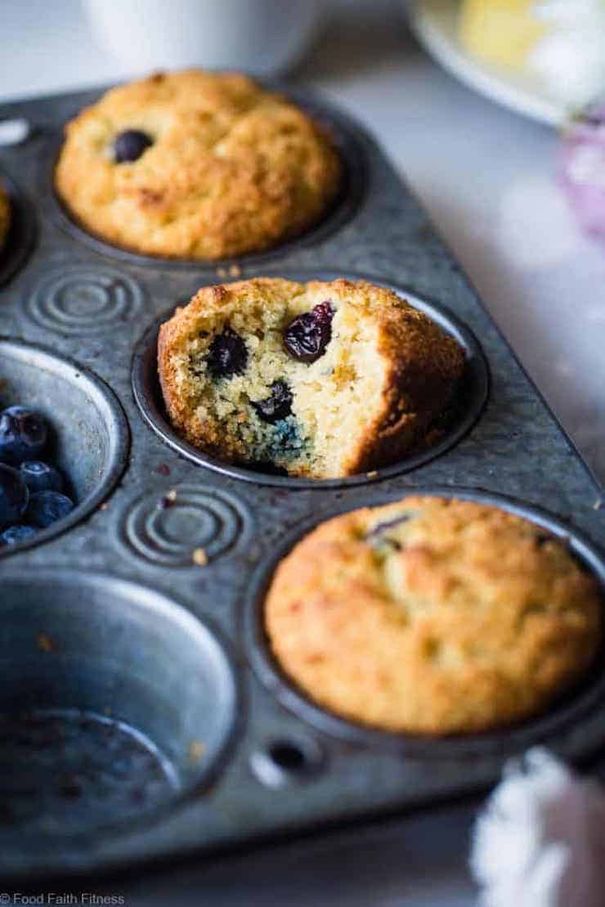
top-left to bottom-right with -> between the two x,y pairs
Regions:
2,0 -> 604,903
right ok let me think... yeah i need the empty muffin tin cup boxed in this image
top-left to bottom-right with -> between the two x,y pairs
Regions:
131,276 -> 489,489
0,339 -> 129,555
0,571 -> 238,847
244,487 -> 605,759
0,171 -> 36,287
47,90 -> 366,271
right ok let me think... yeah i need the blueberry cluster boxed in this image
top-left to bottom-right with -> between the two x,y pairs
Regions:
207,303 -> 335,429
0,406 -> 75,548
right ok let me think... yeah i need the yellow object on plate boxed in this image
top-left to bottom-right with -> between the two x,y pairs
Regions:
459,0 -> 546,70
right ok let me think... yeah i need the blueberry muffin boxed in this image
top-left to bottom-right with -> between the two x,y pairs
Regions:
54,70 -> 342,260
158,278 -> 465,479
265,497 -> 602,734
0,183 -> 10,251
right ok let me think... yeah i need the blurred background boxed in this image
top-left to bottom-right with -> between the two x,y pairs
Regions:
2,2 -> 605,903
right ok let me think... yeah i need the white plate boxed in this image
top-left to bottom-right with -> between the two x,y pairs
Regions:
409,0 -> 564,127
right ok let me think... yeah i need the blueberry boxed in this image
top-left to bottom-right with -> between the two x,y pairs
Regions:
365,513 -> 412,551
252,380 -> 293,423
0,524 -> 37,546
0,406 -> 48,464
207,328 -> 248,378
26,491 -> 74,529
113,129 -> 153,163
365,514 -> 412,540
283,302 -> 334,363
20,461 -> 63,494
0,464 -> 29,529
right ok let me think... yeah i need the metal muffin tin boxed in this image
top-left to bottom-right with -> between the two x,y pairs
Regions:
0,82 -> 604,882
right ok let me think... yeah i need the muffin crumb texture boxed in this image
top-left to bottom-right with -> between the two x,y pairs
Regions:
55,69 -> 342,260
265,497 -> 602,734
158,278 -> 465,479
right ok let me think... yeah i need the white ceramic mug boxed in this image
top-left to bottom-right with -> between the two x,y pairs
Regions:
83,0 -> 322,76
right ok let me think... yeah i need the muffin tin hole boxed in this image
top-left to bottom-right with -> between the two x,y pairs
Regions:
0,710 -> 177,834
0,339 -> 129,555
131,274 -> 488,489
0,170 -> 36,287
46,90 -> 366,272
0,571 -> 238,840
244,487 -> 605,759
250,736 -> 323,788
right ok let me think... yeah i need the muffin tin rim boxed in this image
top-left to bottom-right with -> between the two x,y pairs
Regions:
0,336 -> 130,559
130,271 -> 490,489
243,484 -> 605,759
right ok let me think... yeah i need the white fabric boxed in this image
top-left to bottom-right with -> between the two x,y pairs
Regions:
471,748 -> 605,907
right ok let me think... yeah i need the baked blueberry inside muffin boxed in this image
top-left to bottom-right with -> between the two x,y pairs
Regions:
264,496 -> 603,734
158,277 -> 465,479
54,69 -> 342,261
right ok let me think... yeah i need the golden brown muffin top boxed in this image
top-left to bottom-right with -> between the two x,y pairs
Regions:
55,69 -> 342,260
265,496 -> 602,735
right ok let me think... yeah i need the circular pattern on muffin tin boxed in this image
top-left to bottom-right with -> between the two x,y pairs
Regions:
122,485 -> 249,567
27,264 -> 145,335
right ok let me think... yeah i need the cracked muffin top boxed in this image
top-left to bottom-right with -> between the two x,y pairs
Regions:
265,496 -> 602,735
0,183 -> 10,251
54,69 -> 342,261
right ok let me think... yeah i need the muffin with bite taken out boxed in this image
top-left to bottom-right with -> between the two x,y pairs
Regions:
158,277 -> 466,479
